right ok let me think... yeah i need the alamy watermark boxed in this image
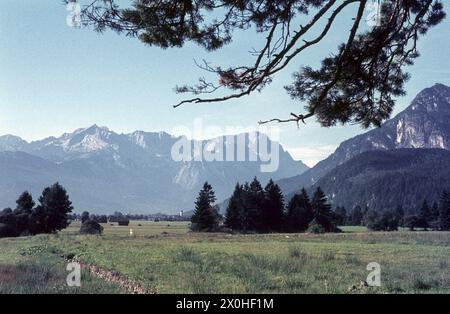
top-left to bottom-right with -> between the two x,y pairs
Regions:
66,262 -> 81,287
366,262 -> 381,287
170,119 -> 281,173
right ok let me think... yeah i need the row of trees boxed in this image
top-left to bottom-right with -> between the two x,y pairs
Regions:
191,179 -> 450,233
334,193 -> 450,231
0,183 -> 73,238
191,178 -> 341,233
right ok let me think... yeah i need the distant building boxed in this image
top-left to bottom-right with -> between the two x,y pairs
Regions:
179,210 -> 184,217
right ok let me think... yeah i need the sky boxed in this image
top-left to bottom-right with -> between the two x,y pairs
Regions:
1,0 -> 449,167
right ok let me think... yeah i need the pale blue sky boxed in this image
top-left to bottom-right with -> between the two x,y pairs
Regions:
1,0 -> 449,166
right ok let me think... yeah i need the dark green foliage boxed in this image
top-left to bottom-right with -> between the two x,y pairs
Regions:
404,215 -> 419,231
81,211 -> 90,224
334,206 -> 347,226
308,187 -> 340,233
91,214 -> 108,223
416,200 -> 432,230
225,178 -> 285,233
285,189 -> 313,232
80,220 -> 104,235
32,183 -> 74,234
431,202 -> 440,224
16,191 -> 35,213
225,183 -> 245,231
261,179 -> 284,232
350,205 -> 364,226
363,210 -> 399,232
0,209 -> 18,237
244,178 -> 265,231
312,149 -> 450,213
438,191 -> 450,231
394,205 -> 405,227
191,182 -> 220,232
0,183 -> 73,238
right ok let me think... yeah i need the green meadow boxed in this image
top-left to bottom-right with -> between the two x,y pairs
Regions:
0,221 -> 449,294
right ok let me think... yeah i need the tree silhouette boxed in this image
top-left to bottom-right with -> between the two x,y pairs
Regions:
191,182 -> 219,231
32,182 -> 74,234
75,0 -> 446,128
285,188 -> 313,232
225,183 -> 245,231
262,179 -> 285,232
309,187 -> 340,233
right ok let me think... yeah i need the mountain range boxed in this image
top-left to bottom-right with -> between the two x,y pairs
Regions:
0,127 -> 308,213
278,83 -> 450,211
2,83 -> 449,214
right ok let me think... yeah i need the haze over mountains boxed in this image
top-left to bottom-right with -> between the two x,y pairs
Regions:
0,127 -> 308,213
278,83 -> 450,211
1,83 -> 449,214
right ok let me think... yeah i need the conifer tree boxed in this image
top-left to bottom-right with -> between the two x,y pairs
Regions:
262,179 -> 284,232
225,183 -> 244,231
191,182 -> 219,232
244,177 -> 265,231
308,187 -> 339,233
285,188 -> 313,232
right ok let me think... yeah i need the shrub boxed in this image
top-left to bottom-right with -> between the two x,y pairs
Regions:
307,218 -> 326,234
80,220 -> 103,235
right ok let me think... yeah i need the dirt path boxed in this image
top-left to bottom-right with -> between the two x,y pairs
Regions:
65,255 -> 156,294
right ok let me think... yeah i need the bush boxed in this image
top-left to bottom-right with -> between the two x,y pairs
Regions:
80,220 -> 103,235
0,223 -> 16,238
307,218 -> 326,234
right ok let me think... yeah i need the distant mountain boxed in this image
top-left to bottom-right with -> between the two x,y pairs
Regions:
0,126 -> 308,213
306,149 -> 450,212
278,83 -> 450,196
0,135 -> 28,152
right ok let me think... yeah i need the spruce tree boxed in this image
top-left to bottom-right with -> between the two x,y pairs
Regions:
308,187 -> 339,233
225,183 -> 244,231
191,182 -> 219,232
262,179 -> 284,232
285,189 -> 313,232
244,177 -> 265,231
438,191 -> 450,231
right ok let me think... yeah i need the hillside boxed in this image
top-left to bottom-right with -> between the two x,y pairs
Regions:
278,83 -> 450,196
306,149 -> 450,212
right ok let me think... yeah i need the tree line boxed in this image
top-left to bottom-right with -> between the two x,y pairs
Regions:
191,179 -> 450,233
191,178 -> 341,233
0,183 -> 73,238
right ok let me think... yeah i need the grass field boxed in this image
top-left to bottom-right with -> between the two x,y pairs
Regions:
0,221 -> 449,294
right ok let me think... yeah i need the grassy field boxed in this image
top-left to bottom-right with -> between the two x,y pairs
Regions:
0,221 -> 449,294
